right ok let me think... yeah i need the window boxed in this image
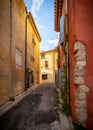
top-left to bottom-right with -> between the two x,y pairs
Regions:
31,46 -> 34,57
41,54 -> 45,59
32,34 -> 36,45
15,49 -> 22,68
42,74 -> 47,80
31,46 -> 35,62
45,61 -> 48,67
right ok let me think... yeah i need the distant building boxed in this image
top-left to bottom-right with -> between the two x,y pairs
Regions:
54,0 -> 93,129
40,49 -> 58,84
0,0 -> 41,106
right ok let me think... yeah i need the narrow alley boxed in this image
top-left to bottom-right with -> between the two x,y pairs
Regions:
0,0 -> 93,130
0,84 -> 60,130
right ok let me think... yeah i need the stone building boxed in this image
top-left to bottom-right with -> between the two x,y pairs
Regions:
54,0 -> 93,129
40,49 -> 58,84
0,0 -> 41,106
26,12 -> 41,86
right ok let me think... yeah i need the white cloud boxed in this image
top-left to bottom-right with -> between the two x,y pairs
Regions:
48,39 -> 58,46
36,22 -> 45,30
31,0 -> 44,17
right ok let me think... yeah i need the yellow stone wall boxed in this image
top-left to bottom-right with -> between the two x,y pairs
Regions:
40,49 -> 58,84
27,13 -> 41,85
0,0 -> 11,105
12,0 -> 26,97
0,0 -> 41,105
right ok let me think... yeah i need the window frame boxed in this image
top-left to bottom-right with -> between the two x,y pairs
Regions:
15,49 -> 22,68
31,46 -> 34,57
42,74 -> 47,80
45,61 -> 48,68
41,54 -> 45,59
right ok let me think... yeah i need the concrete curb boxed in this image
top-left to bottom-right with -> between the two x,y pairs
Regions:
56,88 -> 74,130
59,112 -> 74,130
0,84 -> 38,117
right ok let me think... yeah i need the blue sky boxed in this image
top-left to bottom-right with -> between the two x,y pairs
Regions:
24,0 -> 58,51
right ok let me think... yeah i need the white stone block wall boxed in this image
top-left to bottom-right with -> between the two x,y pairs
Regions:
74,41 -> 89,127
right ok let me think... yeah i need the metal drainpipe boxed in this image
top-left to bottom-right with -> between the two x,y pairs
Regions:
9,0 -> 12,98
25,8 -> 28,91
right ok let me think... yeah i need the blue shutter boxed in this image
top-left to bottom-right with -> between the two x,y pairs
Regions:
60,15 -> 64,45
58,69 -> 62,88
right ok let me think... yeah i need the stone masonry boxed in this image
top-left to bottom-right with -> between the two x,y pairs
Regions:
74,41 -> 89,127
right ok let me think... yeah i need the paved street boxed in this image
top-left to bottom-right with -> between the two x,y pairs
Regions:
0,83 -> 60,130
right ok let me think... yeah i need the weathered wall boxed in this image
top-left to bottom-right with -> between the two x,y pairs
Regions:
0,0 -> 10,105
0,0 -> 26,105
59,45 -> 64,69
27,15 -> 40,85
27,17 -> 35,84
68,0 -> 76,121
74,41 -> 89,127
11,0 -> 26,96
34,31 -> 40,84
68,0 -> 93,129
0,0 -> 41,105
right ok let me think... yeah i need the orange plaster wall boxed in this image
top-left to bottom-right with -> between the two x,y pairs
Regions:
68,0 -> 93,129
68,0 -> 76,121
62,0 -> 66,15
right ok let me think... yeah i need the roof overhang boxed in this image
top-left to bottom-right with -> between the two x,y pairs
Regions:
28,12 -> 42,42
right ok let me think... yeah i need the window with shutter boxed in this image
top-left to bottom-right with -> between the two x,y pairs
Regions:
60,15 -> 64,45
15,49 -> 22,68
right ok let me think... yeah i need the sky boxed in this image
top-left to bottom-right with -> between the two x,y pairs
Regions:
24,0 -> 58,51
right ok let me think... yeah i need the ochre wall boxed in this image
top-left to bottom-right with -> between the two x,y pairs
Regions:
0,0 -> 10,105
12,0 -> 26,97
68,0 -> 93,129
0,0 -> 41,106
27,16 -> 40,85
0,0 -> 26,105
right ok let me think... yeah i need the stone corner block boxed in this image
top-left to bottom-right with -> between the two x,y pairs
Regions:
74,77 -> 85,85
75,100 -> 86,108
74,68 -> 85,77
76,61 -> 86,68
78,85 -> 89,93
78,92 -> 87,100
74,41 -> 85,53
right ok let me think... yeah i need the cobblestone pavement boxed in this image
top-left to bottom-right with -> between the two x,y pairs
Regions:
0,83 -> 60,130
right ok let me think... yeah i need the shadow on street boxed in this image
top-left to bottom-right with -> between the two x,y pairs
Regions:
0,83 -> 60,130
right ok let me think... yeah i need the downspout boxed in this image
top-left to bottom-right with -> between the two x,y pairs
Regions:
9,0 -> 12,98
25,8 -> 28,91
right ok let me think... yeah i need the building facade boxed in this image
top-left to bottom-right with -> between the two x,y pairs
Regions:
26,12 -> 41,87
0,0 -> 41,106
54,0 -> 93,129
40,49 -> 58,84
